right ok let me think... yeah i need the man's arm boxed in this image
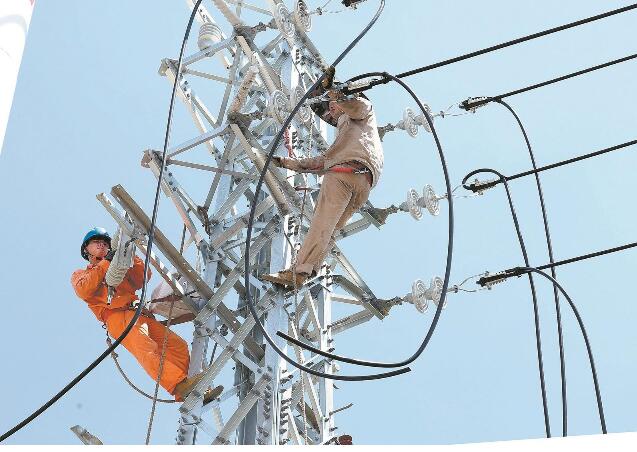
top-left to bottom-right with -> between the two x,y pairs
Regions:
127,256 -> 151,290
71,260 -> 110,299
277,155 -> 325,173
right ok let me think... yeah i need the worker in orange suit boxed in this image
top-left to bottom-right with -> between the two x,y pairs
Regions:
71,227 -> 222,402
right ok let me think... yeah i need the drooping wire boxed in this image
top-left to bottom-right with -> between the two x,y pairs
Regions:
466,168 -> 552,436
0,0 -> 203,442
492,99 -> 568,437
460,53 -> 637,111
461,168 -> 608,435
274,70 -> 457,370
345,3 -> 637,94
507,268 -> 607,434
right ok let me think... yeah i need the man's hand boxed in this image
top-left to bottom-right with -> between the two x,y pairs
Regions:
327,89 -> 345,101
104,249 -> 116,262
271,156 -> 285,168
321,66 -> 336,89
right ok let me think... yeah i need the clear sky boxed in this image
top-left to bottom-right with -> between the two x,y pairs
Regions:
1,0 -> 636,445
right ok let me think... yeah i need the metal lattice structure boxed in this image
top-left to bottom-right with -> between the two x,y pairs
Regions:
96,0 -> 442,445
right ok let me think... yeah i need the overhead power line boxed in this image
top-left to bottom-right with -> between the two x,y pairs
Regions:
460,52 -> 637,110
345,3 -> 637,94
464,138 -> 637,193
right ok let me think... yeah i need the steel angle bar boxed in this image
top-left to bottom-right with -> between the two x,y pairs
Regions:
212,375 -> 271,445
192,95 -> 220,129
330,293 -> 362,306
210,0 -> 244,27
204,135 -> 237,210
284,408 -> 302,445
166,158 -> 255,180
182,293 -> 274,413
330,270 -> 382,320
262,34 -> 285,57
209,171 -> 256,224
226,0 -> 273,16
195,217 -> 278,326
97,193 -> 198,312
235,36 -> 281,94
288,321 -> 323,423
182,37 -> 236,67
183,67 -> 233,84
326,310 -> 374,338
218,48 -> 243,124
210,197 -> 275,249
110,184 -> 265,360
303,292 -> 322,333
230,123 -> 295,215
167,126 -> 228,158
144,153 -> 208,243
161,61 -> 225,162
334,217 -> 372,241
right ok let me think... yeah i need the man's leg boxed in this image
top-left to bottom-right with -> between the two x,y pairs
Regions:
294,172 -> 354,275
106,311 -> 188,396
146,316 -> 190,376
309,172 -> 372,271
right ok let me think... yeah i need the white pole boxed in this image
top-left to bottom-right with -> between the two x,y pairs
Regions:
0,0 -> 34,155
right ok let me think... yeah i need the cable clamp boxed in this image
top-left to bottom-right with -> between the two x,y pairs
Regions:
468,177 -> 499,194
477,267 -> 526,288
459,96 -> 490,112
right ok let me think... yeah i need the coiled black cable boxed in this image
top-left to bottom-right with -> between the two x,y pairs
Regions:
275,70 -> 456,370
242,0 -> 416,382
493,99 -> 567,437
0,0 -> 204,442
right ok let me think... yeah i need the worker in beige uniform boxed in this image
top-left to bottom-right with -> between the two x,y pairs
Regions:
262,84 -> 383,288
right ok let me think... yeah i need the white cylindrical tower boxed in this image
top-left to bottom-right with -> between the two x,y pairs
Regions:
0,0 -> 34,154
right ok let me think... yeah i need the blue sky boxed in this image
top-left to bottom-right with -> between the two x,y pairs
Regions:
1,0 -> 636,445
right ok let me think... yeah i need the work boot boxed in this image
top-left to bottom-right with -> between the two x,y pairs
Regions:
261,269 -> 309,288
203,385 -> 224,405
174,372 -> 207,400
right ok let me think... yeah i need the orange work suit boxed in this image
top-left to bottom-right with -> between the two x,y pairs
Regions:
71,256 -> 189,396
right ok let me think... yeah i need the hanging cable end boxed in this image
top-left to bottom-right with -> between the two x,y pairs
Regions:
459,96 -> 491,112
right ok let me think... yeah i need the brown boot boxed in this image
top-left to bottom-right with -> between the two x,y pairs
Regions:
203,385 -> 224,405
174,372 -> 207,400
261,269 -> 309,288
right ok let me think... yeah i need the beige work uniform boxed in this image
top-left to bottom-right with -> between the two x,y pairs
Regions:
282,96 -> 384,275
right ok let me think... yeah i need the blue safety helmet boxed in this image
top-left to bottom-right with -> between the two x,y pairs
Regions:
81,227 -> 111,260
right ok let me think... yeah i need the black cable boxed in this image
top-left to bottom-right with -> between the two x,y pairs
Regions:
493,99 -> 567,437
479,241 -> 637,287
344,3 -> 637,94
0,0 -> 203,442
471,169 -> 552,437
243,0 -> 414,382
276,71 -> 456,369
510,268 -> 606,434
460,53 -> 637,111
464,138 -> 637,192
460,169 -> 607,434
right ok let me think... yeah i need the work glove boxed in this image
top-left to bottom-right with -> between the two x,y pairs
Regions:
271,156 -> 284,168
104,249 -> 116,262
321,66 -> 336,90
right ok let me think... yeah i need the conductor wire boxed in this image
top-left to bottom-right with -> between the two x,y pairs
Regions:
493,98 -> 567,437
